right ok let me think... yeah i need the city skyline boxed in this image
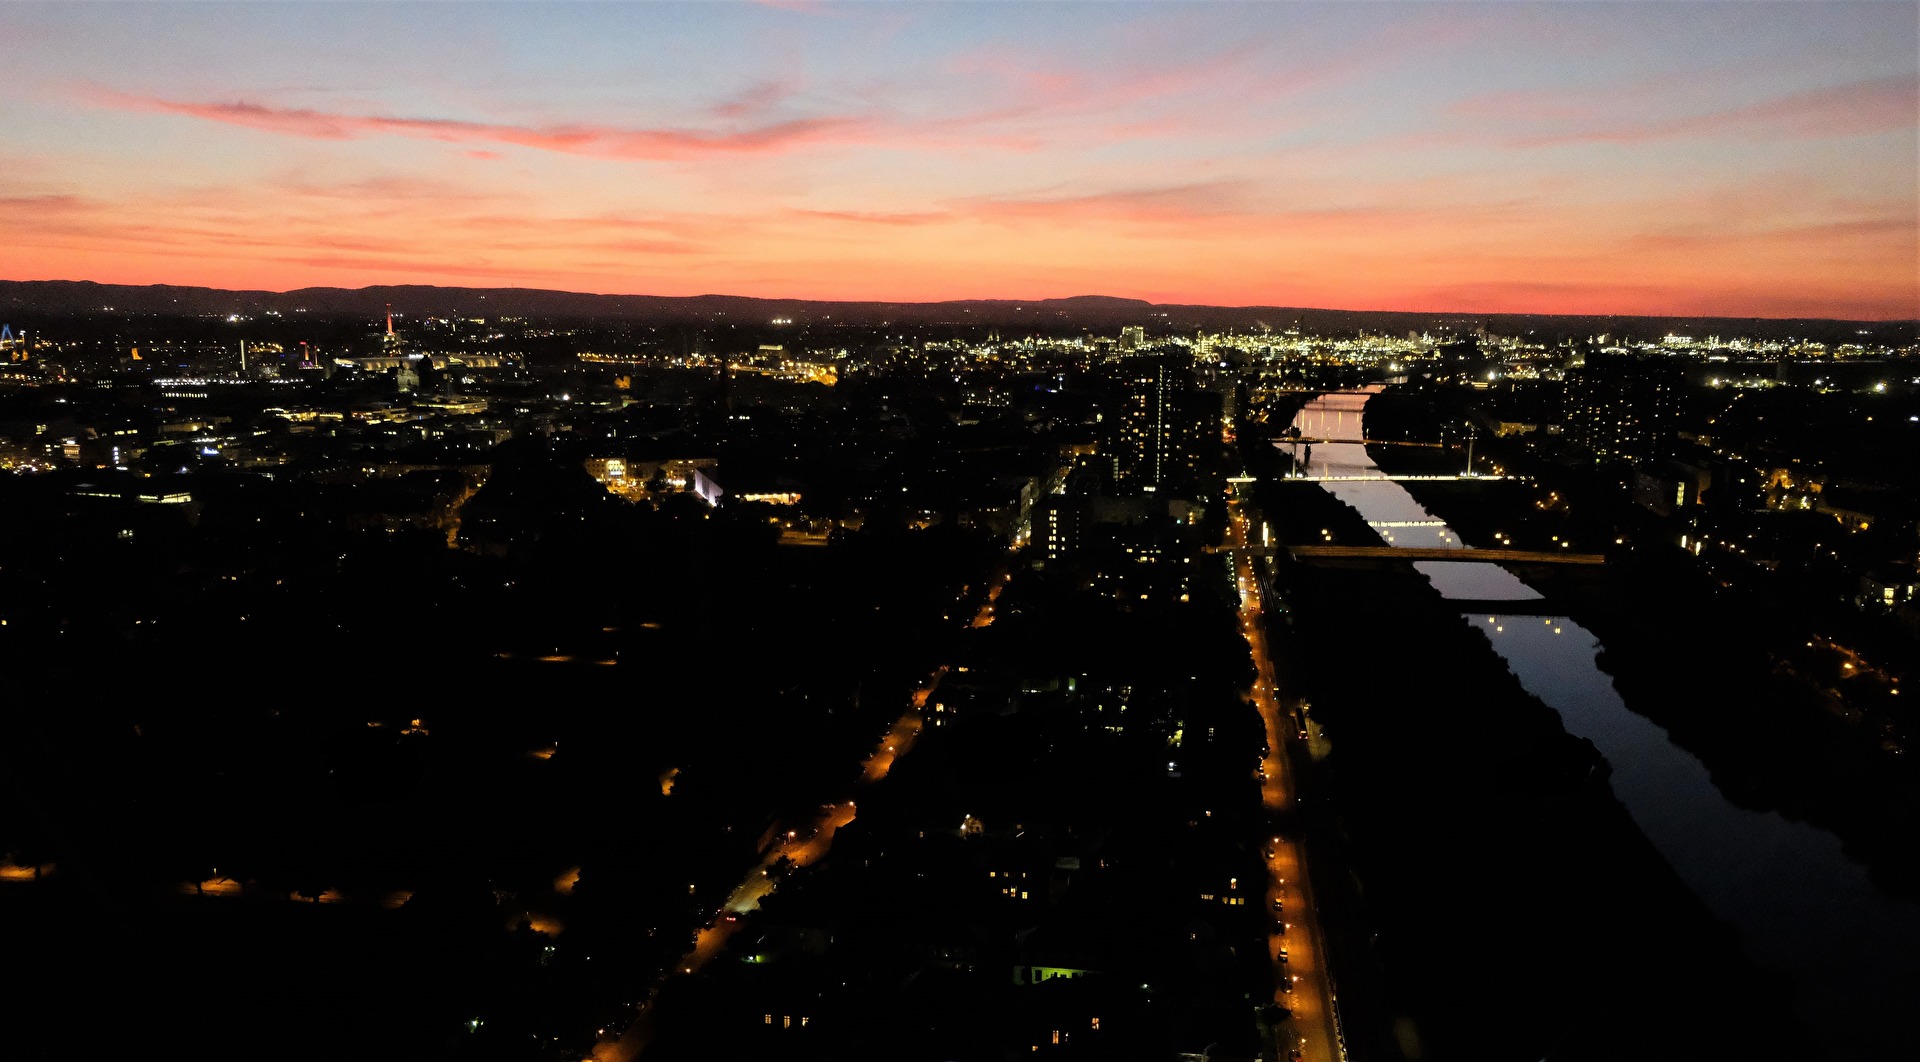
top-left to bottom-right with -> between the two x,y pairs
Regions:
2,1 -> 1916,319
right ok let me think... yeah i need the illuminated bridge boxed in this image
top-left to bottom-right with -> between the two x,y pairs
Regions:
1277,437 -> 1447,447
1271,473 -> 1523,483
1210,544 -> 1606,565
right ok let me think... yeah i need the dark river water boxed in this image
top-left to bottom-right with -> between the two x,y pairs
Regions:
1288,389 -> 1920,1060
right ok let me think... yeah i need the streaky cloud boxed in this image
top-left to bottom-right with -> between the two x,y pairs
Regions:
88,88 -> 883,161
1501,74 -> 1919,148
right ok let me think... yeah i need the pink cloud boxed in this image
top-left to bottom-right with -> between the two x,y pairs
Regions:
709,79 -> 800,120
273,175 -> 512,202
944,41 -> 1266,129
450,211 -> 733,243
783,179 -> 1536,241
752,0 -> 840,16
1450,87 -> 1613,125
1628,214 -> 1917,251
89,89 -> 882,161
925,35 -> 1362,153
583,238 -> 706,256
1503,74 -> 1919,147
0,193 -> 92,214
941,182 -> 1513,243
961,181 -> 1259,225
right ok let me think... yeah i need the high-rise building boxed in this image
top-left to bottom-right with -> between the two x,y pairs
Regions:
1566,351 -> 1683,462
1119,325 -> 1145,351
1037,495 -> 1085,562
1107,354 -> 1215,493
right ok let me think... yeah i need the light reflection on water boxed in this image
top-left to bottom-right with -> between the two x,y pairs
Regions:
1289,390 -> 1920,1060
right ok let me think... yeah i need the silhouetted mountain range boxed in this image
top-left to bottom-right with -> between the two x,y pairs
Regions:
1,279 -> 1910,344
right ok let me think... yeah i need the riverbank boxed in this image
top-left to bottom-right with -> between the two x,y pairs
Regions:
1369,430 -> 1920,901
1354,383 -> 1920,1060
1252,468 -> 1782,1061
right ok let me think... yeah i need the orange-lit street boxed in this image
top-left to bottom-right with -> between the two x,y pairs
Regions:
594,571 -> 1011,1062
0,860 -> 54,883
1229,496 -> 1345,1062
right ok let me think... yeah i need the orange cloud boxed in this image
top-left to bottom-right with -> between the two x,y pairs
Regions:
7,147 -> 1912,319
0,193 -> 93,218
791,208 -> 949,227
786,182 -> 1272,235
261,253 -> 584,280
1627,214 -> 1917,250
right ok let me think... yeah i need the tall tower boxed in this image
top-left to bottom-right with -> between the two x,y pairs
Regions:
716,344 -> 732,418
0,325 -> 25,364
1109,353 -> 1205,492
384,305 -> 420,392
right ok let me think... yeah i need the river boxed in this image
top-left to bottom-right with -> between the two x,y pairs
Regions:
1286,387 -> 1920,1060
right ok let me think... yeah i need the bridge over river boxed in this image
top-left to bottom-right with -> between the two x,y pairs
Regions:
1209,543 -> 1606,565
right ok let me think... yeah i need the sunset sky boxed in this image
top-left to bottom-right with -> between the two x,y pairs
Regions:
3,1 -> 1915,318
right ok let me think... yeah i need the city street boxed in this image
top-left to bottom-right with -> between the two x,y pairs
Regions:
593,572 -> 1011,1061
1229,497 -> 1345,1062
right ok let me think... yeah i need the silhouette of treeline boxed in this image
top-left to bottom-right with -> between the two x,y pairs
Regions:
5,279 -> 1911,344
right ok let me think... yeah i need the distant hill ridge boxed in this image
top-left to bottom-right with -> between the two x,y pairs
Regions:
0,279 -> 1910,342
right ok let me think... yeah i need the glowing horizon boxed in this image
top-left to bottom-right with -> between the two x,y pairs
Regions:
3,1 -> 1915,320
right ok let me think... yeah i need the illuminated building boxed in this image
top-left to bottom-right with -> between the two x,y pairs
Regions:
1038,496 -> 1084,562
1567,351 -> 1682,462
1107,354 -> 1214,493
